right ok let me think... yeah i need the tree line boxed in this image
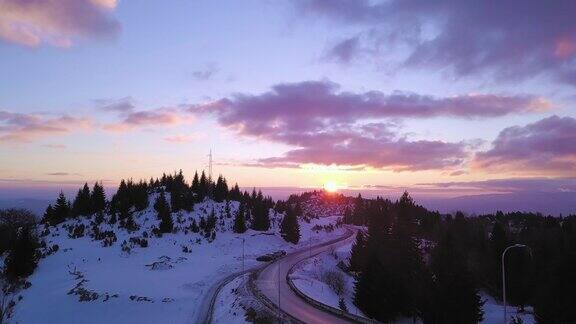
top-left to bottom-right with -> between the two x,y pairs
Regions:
347,192 -> 576,323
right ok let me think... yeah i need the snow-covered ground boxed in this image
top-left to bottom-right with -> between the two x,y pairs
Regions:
7,198 -> 344,324
211,274 -> 250,324
481,292 -> 535,324
289,240 -> 366,317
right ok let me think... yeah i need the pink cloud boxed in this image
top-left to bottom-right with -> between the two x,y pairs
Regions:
194,81 -> 550,140
163,134 -> 199,144
191,81 -> 523,171
473,116 -> 576,175
103,108 -> 194,132
0,111 -> 92,143
0,0 -> 120,47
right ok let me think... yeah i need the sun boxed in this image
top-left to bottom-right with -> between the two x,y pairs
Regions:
324,181 -> 338,193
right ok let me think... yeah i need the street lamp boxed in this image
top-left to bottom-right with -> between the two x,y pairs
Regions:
502,244 -> 531,324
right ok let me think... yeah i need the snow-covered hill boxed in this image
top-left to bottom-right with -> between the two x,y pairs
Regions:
6,195 -> 345,324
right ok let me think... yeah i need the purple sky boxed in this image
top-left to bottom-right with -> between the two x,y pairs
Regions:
0,0 -> 575,212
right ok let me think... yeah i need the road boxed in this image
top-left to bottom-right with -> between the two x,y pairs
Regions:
254,228 -> 356,324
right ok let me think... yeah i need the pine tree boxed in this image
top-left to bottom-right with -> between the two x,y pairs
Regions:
154,190 -> 170,218
72,183 -> 91,216
191,171 -> 200,201
4,226 -> 40,279
156,191 -> 173,234
354,211 -> 429,322
214,175 -> 229,202
251,201 -> 270,231
280,208 -> 300,244
91,182 -> 106,214
199,171 -> 208,201
49,191 -> 70,225
233,203 -> 247,233
42,204 -> 54,225
348,231 -> 367,272
423,230 -> 484,323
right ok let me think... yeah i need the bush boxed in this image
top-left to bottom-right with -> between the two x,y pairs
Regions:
4,226 -> 40,280
322,270 -> 346,296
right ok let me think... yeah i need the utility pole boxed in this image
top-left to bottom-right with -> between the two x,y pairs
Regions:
207,149 -> 213,181
502,244 -> 531,324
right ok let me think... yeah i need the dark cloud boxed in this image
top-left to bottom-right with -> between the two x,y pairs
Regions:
474,116 -> 576,175
294,0 -> 576,85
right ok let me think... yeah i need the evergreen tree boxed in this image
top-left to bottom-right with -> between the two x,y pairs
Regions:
199,171 -> 208,201
42,204 -> 55,225
251,201 -> 270,231
354,211 -> 428,322
233,203 -> 247,233
191,171 -> 200,201
91,182 -> 107,214
47,191 -> 70,225
72,183 -> 91,216
155,191 -> 173,233
206,208 -> 217,232
214,175 -> 229,202
4,226 -> 40,279
348,231 -> 367,272
422,230 -> 484,323
280,208 -> 300,244
154,191 -> 171,219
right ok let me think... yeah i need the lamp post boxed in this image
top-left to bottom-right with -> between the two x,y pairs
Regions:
277,262 -> 281,321
502,244 -> 531,324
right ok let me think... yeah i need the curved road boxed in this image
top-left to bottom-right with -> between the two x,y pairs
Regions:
254,228 -> 356,324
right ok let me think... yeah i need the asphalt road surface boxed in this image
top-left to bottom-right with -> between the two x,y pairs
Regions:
254,228 -> 356,324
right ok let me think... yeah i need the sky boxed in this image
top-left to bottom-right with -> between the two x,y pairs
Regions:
0,0 -> 575,204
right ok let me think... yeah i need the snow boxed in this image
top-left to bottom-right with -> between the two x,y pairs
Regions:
289,240 -> 367,318
211,274 -> 250,324
481,292 -> 535,324
7,198 -> 345,324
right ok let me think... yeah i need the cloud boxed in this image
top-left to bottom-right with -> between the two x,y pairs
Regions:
190,80 -> 543,171
194,80 -> 550,138
324,36 -> 361,63
473,116 -> 576,175
42,143 -> 67,149
103,107 -> 194,132
46,172 -> 82,176
0,111 -> 92,143
420,177 -> 576,194
294,0 -> 576,85
0,0 -> 120,47
163,134 -> 199,144
95,97 -> 135,113
191,63 -> 219,81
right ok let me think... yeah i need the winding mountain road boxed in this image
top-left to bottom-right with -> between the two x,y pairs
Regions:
253,228 -> 356,324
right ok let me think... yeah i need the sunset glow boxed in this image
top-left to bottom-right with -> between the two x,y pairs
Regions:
324,181 -> 339,193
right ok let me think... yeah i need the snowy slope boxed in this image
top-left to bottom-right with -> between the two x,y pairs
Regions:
7,197 -> 345,324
